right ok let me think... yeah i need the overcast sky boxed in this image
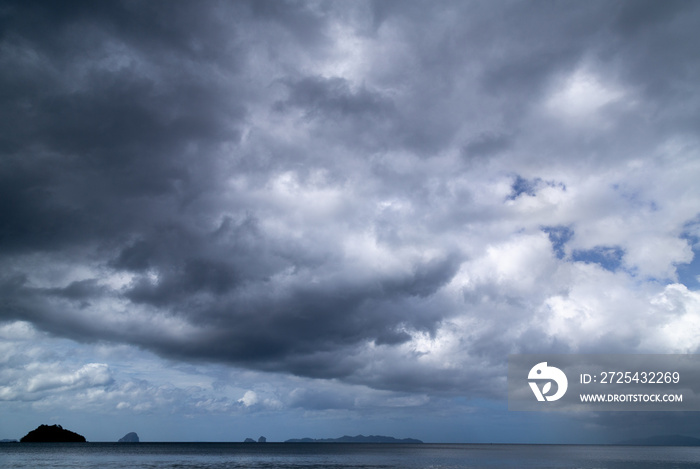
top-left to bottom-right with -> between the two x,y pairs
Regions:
1,0 -> 700,443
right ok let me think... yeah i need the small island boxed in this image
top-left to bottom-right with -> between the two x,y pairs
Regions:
118,432 -> 140,443
20,424 -> 86,443
285,434 -> 423,444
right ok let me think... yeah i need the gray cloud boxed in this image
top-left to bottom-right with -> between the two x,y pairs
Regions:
278,76 -> 394,118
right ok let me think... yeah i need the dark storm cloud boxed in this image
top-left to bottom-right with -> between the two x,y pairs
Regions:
249,0 -> 329,46
1,0 -> 699,402
0,0 -> 247,254
462,132 -> 512,158
277,75 -> 394,120
608,0 -> 700,131
121,251 -> 458,368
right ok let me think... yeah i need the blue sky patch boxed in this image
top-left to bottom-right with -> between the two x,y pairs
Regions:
677,252 -> 700,288
542,226 -> 574,259
572,246 -> 625,272
508,176 -> 567,201
508,175 -> 541,200
677,224 -> 700,288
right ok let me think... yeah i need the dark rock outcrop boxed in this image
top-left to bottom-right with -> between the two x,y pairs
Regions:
244,438 -> 256,443
118,432 -> 140,443
258,436 -> 267,443
20,424 -> 86,443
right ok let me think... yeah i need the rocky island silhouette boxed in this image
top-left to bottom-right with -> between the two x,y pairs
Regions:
14,426 -> 421,444
20,424 -> 86,443
118,432 -> 140,443
285,435 -> 423,443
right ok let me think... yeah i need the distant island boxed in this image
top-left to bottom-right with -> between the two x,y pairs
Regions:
118,432 -> 140,443
20,424 -> 86,443
285,435 -> 423,444
615,435 -> 700,446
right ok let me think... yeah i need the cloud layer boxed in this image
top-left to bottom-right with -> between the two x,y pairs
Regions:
1,0 -> 699,428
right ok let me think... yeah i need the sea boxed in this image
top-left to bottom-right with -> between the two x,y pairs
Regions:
2,442 -> 700,469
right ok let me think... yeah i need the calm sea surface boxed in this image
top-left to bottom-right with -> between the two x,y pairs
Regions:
2,443 -> 700,469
